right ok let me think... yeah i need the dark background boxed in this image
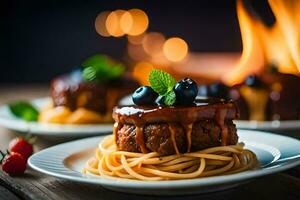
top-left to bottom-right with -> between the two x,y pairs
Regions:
1,0 -> 274,83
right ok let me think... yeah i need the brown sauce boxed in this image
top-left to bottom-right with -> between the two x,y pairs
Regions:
113,122 -> 120,145
113,98 -> 239,153
136,126 -> 148,153
216,109 -> 229,146
168,123 -> 180,155
184,123 -> 193,153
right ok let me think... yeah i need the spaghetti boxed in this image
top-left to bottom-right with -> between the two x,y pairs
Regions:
84,135 -> 258,181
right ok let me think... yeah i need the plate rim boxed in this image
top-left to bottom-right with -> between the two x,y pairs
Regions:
235,119 -> 300,130
28,130 -> 300,189
0,97 -> 113,135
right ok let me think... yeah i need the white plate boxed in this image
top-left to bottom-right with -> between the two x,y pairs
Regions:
0,97 -> 113,136
28,130 -> 300,195
235,120 -> 300,131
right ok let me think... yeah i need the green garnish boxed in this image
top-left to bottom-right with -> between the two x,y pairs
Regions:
148,69 -> 177,106
82,54 -> 125,82
163,90 -> 176,105
9,101 -> 39,121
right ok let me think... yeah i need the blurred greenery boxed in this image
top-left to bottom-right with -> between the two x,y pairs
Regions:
82,54 -> 125,82
9,101 -> 39,121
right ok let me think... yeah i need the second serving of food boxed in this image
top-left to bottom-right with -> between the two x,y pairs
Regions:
84,69 -> 258,181
38,54 -> 139,124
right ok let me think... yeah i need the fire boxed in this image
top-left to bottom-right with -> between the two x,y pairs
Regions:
222,0 -> 265,86
268,0 -> 300,72
223,0 -> 300,86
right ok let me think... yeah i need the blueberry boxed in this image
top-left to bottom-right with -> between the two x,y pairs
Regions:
155,95 -> 165,106
174,78 -> 198,105
198,85 -> 209,96
207,82 -> 229,98
132,86 -> 158,105
245,75 -> 262,88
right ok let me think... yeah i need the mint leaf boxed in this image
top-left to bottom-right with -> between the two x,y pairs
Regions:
148,69 -> 177,106
9,101 -> 39,121
82,66 -> 97,81
148,69 -> 176,95
164,90 -> 176,106
82,54 -> 125,82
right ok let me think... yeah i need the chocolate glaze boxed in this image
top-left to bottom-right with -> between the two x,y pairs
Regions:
51,72 -> 139,114
113,98 -> 239,154
113,99 -> 239,125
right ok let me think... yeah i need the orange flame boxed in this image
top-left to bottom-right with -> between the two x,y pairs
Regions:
268,0 -> 300,72
222,0 -> 265,86
223,0 -> 300,86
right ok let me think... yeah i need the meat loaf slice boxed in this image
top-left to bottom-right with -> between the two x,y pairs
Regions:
115,120 -> 238,155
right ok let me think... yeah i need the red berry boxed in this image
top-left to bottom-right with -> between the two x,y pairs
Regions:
9,138 -> 33,160
2,152 -> 27,176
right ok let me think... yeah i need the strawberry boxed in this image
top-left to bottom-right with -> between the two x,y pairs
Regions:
1,151 -> 27,176
9,137 -> 33,160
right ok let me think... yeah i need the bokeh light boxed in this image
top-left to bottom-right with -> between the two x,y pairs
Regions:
127,43 -> 148,61
105,10 -> 127,37
133,62 -> 154,85
95,11 -> 111,37
120,11 -> 133,34
142,32 -> 165,56
96,9 -> 148,38
127,33 -> 145,45
163,37 -> 188,62
151,51 -> 170,66
121,9 -> 149,36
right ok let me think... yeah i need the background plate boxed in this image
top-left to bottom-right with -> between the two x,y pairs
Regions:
0,97 -> 113,136
235,120 -> 300,131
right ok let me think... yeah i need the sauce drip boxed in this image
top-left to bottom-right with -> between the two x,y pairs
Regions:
216,109 -> 228,146
184,123 -> 193,152
168,123 -> 180,155
136,126 -> 148,153
113,122 -> 121,145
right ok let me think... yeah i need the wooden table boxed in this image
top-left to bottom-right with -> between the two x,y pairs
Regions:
0,85 -> 300,200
